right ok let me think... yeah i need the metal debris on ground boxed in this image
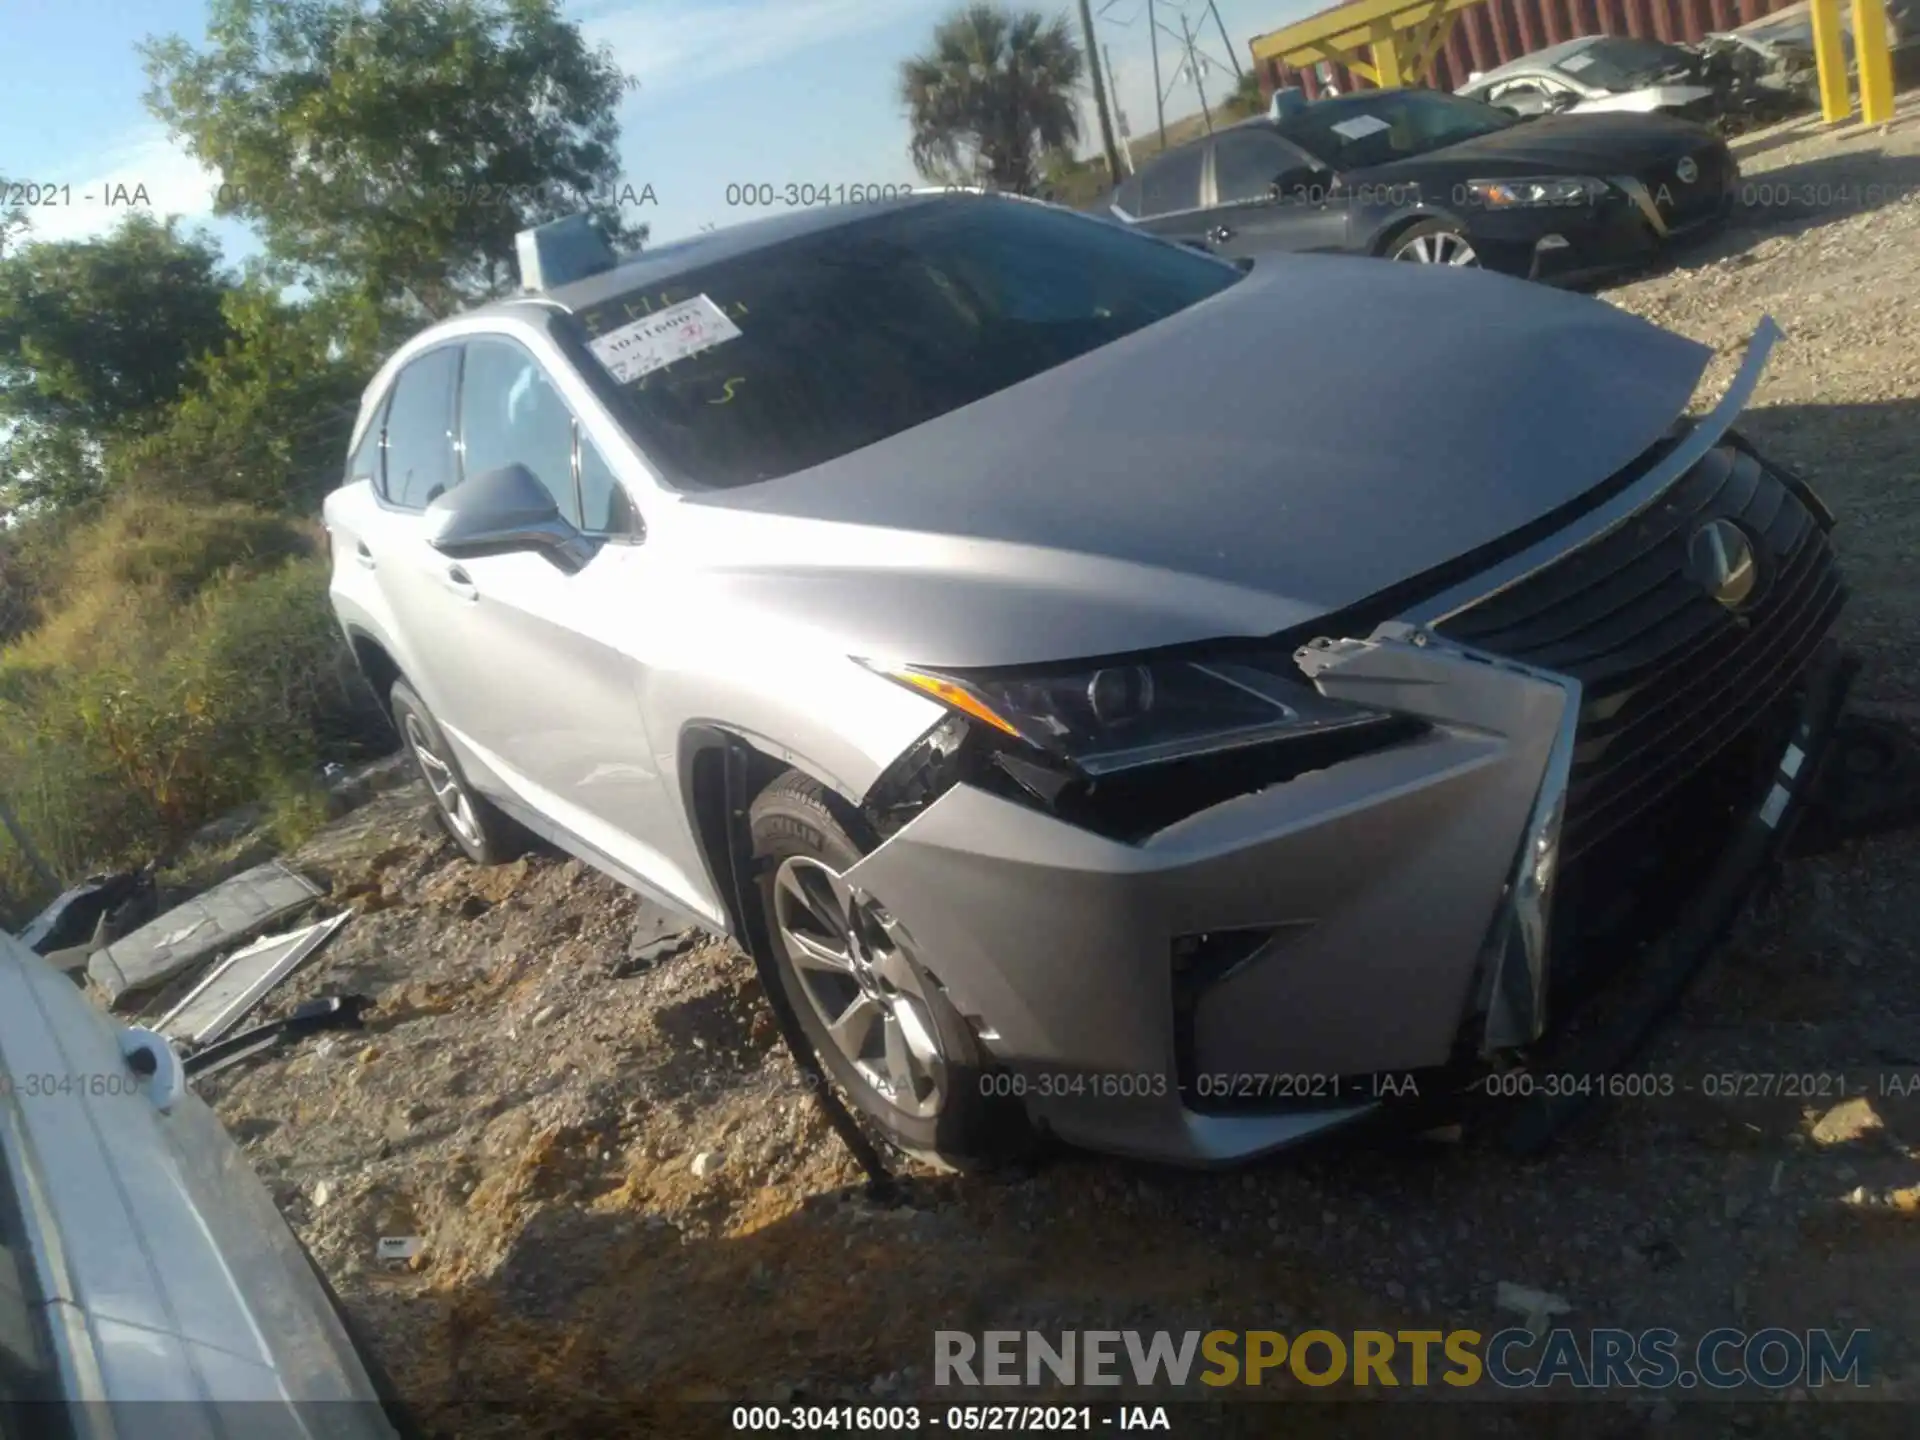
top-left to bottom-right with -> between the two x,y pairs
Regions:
156,911 -> 352,1046
182,992 -> 372,1081
87,859 -> 323,1006
609,900 -> 708,976
16,866 -> 157,955
1495,1281 -> 1572,1340
1789,714 -> 1920,856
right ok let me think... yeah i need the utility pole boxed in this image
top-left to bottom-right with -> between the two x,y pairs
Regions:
1208,0 -> 1245,81
1146,0 -> 1168,150
1104,44 -> 1135,174
1181,12 -> 1213,135
1077,0 -> 1124,187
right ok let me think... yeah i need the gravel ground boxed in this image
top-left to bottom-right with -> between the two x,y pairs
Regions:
192,103 -> 1920,1437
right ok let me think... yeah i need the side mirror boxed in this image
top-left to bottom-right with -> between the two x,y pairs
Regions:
424,463 -> 596,573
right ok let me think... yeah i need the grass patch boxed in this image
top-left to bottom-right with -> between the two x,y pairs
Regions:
0,493 -> 383,921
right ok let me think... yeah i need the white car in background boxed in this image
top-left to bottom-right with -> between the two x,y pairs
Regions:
1459,35 -> 1724,120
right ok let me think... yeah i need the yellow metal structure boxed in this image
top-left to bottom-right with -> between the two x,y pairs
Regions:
1853,0 -> 1897,124
1809,0 -> 1853,121
1249,0 -> 1896,133
1247,0 -> 1484,91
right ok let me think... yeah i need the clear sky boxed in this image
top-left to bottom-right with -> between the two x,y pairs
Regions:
3,0 -> 1318,265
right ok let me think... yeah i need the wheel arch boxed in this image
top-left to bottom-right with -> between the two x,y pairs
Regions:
344,625 -> 405,724
1368,206 -> 1467,257
677,723 -> 868,943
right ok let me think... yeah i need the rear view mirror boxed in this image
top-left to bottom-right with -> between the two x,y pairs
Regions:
425,463 -> 596,572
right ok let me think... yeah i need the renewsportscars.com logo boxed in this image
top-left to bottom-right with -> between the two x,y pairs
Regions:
934,1328 -> 1872,1391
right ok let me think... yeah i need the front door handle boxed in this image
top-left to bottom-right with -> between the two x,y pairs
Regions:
354,542 -> 377,570
443,564 -> 478,602
1207,224 -> 1233,244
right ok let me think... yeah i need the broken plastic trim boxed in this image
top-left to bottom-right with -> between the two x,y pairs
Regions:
1402,318 -> 1784,1055
860,699 -> 1425,846
1404,316 -> 1784,630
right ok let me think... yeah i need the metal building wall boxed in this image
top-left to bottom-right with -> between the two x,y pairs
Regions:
1264,0 -> 1805,98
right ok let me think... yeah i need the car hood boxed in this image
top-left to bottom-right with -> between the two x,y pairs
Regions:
1577,84 -> 1721,113
680,256 -> 1711,669
1370,112 -> 1712,175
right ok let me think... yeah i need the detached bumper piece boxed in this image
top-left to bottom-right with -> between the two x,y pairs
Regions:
1498,642 -> 1852,1155
1434,437 -> 1850,1152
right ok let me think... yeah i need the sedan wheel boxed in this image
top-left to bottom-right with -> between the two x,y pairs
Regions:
772,855 -> 947,1119
1392,227 -> 1480,267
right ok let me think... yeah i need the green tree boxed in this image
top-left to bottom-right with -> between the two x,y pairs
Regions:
143,0 -> 646,319
0,181 -> 27,260
111,282 -> 379,512
1223,68 -> 1265,121
901,4 -> 1085,196
0,213 -> 234,513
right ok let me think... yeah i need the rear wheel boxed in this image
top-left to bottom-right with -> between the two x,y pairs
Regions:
750,769 -> 1011,1167
389,679 -> 528,865
1388,219 -> 1480,267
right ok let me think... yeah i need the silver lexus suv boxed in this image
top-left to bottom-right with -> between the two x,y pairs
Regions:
324,192 -> 1847,1167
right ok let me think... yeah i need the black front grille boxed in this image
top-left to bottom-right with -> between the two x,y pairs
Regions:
1437,443 -> 1845,863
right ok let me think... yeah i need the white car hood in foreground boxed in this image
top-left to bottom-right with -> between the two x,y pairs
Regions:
0,930 -> 395,1431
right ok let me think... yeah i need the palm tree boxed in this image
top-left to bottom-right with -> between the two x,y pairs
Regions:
900,4 -> 1084,197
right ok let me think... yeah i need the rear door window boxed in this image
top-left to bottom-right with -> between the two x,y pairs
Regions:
1137,147 -> 1204,216
1212,130 -> 1308,205
380,348 -> 460,509
344,394 -> 388,487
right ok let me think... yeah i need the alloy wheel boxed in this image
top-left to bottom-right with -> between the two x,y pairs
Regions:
1393,231 -> 1479,266
771,855 -> 948,1118
403,713 -> 483,850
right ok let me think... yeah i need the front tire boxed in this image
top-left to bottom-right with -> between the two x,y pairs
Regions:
389,679 -> 529,866
1387,219 -> 1480,267
750,770 -> 1008,1167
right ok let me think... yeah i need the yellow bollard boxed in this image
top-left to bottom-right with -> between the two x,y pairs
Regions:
1810,0 -> 1853,123
1853,0 -> 1897,125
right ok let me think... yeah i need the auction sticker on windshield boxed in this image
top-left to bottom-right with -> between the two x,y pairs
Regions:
1560,53 -> 1596,72
1330,115 -> 1392,141
587,295 -> 742,384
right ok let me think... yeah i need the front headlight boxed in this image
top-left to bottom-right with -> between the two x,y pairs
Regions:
866,656 -> 1393,777
1465,176 -> 1608,208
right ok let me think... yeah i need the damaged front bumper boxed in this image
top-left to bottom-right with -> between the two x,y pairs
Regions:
844,320 -> 1847,1166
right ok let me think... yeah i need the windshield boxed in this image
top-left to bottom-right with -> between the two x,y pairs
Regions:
1553,37 -> 1694,90
565,197 -> 1242,489
1274,90 -> 1518,170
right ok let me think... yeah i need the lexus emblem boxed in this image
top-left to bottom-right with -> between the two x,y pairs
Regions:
1687,519 -> 1760,610
1676,156 -> 1699,184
